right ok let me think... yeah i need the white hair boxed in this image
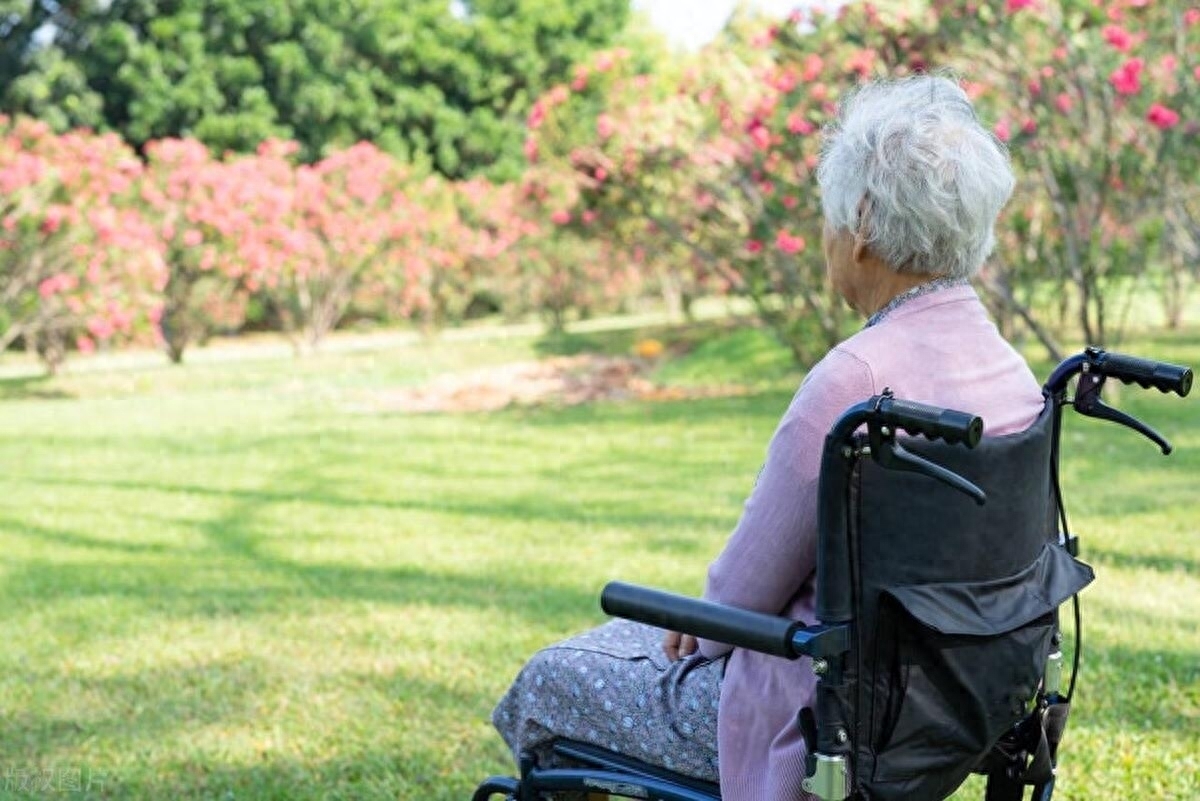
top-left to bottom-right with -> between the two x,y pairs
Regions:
816,76 -> 1015,278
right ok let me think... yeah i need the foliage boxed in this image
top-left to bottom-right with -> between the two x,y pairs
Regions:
0,0 -> 632,177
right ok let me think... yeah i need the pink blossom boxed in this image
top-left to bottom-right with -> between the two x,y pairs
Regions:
994,119 -> 1012,142
1054,93 -> 1073,114
550,209 -> 571,226
1110,58 -> 1144,95
527,101 -> 547,130
547,85 -> 569,105
523,136 -> 539,163
1187,8 -> 1200,26
774,68 -> 798,94
749,124 -> 771,150
746,239 -> 764,255
581,210 -> 597,225
802,55 -> 823,82
75,335 -> 96,355
182,229 -> 203,247
1028,79 -> 1042,96
782,195 -> 798,209
1194,65 -> 1200,81
775,230 -> 806,254
787,112 -> 815,135
1102,25 -> 1133,52
1006,0 -> 1035,12
845,49 -> 875,79
571,66 -> 589,92
1022,119 -> 1038,135
597,114 -> 616,139
1147,103 -> 1180,129
87,317 -> 116,340
594,167 -> 608,182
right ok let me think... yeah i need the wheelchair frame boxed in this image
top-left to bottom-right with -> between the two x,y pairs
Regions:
473,347 -> 1191,801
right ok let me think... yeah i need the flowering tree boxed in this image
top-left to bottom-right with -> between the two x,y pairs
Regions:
938,0 -> 1200,349
0,117 -> 165,372
142,139 -> 260,362
525,13 -> 953,363
223,140 -> 421,349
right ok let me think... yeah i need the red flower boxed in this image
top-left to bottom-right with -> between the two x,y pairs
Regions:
1110,58 -> 1144,96
746,239 -> 764,254
993,119 -> 1011,143
1102,25 -> 1133,53
775,230 -> 806,254
1054,93 -> 1073,114
550,209 -> 571,225
593,167 -> 608,182
1187,9 -> 1200,26
1006,0 -> 1035,13
1146,103 -> 1180,130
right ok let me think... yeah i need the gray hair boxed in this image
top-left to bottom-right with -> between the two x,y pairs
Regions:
816,76 -> 1015,278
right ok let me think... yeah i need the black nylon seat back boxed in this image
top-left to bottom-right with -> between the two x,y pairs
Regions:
837,401 -> 1094,800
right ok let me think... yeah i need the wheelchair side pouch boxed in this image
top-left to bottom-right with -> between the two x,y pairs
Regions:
865,544 -> 1093,801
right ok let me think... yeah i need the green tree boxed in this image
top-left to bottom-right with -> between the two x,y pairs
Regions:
1,0 -> 631,177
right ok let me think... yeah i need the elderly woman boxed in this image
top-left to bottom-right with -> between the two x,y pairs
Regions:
491,75 -> 1045,800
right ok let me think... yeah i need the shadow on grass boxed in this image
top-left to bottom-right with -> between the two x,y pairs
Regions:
1084,542 -> 1200,575
0,658 -> 271,759
0,373 -> 72,401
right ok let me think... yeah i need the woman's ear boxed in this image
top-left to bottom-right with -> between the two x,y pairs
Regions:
852,196 -> 872,264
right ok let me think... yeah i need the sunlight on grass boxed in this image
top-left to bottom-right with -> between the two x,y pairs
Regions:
0,323 -> 1195,799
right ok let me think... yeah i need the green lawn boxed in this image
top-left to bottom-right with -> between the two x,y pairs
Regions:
0,323 -> 1196,800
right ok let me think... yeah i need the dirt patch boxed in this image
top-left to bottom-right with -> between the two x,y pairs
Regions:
375,355 -> 746,413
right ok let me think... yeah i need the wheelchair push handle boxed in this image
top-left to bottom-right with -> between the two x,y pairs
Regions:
1089,349 -> 1192,397
600,581 -> 801,660
875,395 -> 984,448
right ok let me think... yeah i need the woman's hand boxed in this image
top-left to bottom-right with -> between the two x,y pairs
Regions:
662,630 -> 699,661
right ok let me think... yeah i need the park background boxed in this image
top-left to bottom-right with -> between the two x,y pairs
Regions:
0,0 -> 1197,799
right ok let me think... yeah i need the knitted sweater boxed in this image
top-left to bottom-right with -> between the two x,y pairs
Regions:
697,284 -> 1045,800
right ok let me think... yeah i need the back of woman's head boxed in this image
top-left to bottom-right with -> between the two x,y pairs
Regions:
816,75 -> 1015,279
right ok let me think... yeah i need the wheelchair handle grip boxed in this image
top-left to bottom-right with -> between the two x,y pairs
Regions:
601,582 -> 801,660
1090,350 -> 1192,397
876,396 -> 983,448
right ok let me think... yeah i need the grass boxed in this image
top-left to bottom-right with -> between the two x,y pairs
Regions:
0,320 -> 1196,800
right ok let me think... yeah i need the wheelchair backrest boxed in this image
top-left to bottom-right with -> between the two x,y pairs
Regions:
837,400 -> 1094,800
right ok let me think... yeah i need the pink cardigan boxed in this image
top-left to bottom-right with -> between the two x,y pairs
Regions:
697,285 -> 1045,800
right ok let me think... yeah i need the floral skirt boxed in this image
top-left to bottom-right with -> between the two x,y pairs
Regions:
492,618 -> 723,782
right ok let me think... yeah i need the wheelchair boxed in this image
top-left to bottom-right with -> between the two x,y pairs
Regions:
474,347 -> 1192,801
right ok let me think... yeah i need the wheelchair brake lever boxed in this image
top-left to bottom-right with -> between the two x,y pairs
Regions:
872,437 -> 987,505
1074,370 -> 1173,455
